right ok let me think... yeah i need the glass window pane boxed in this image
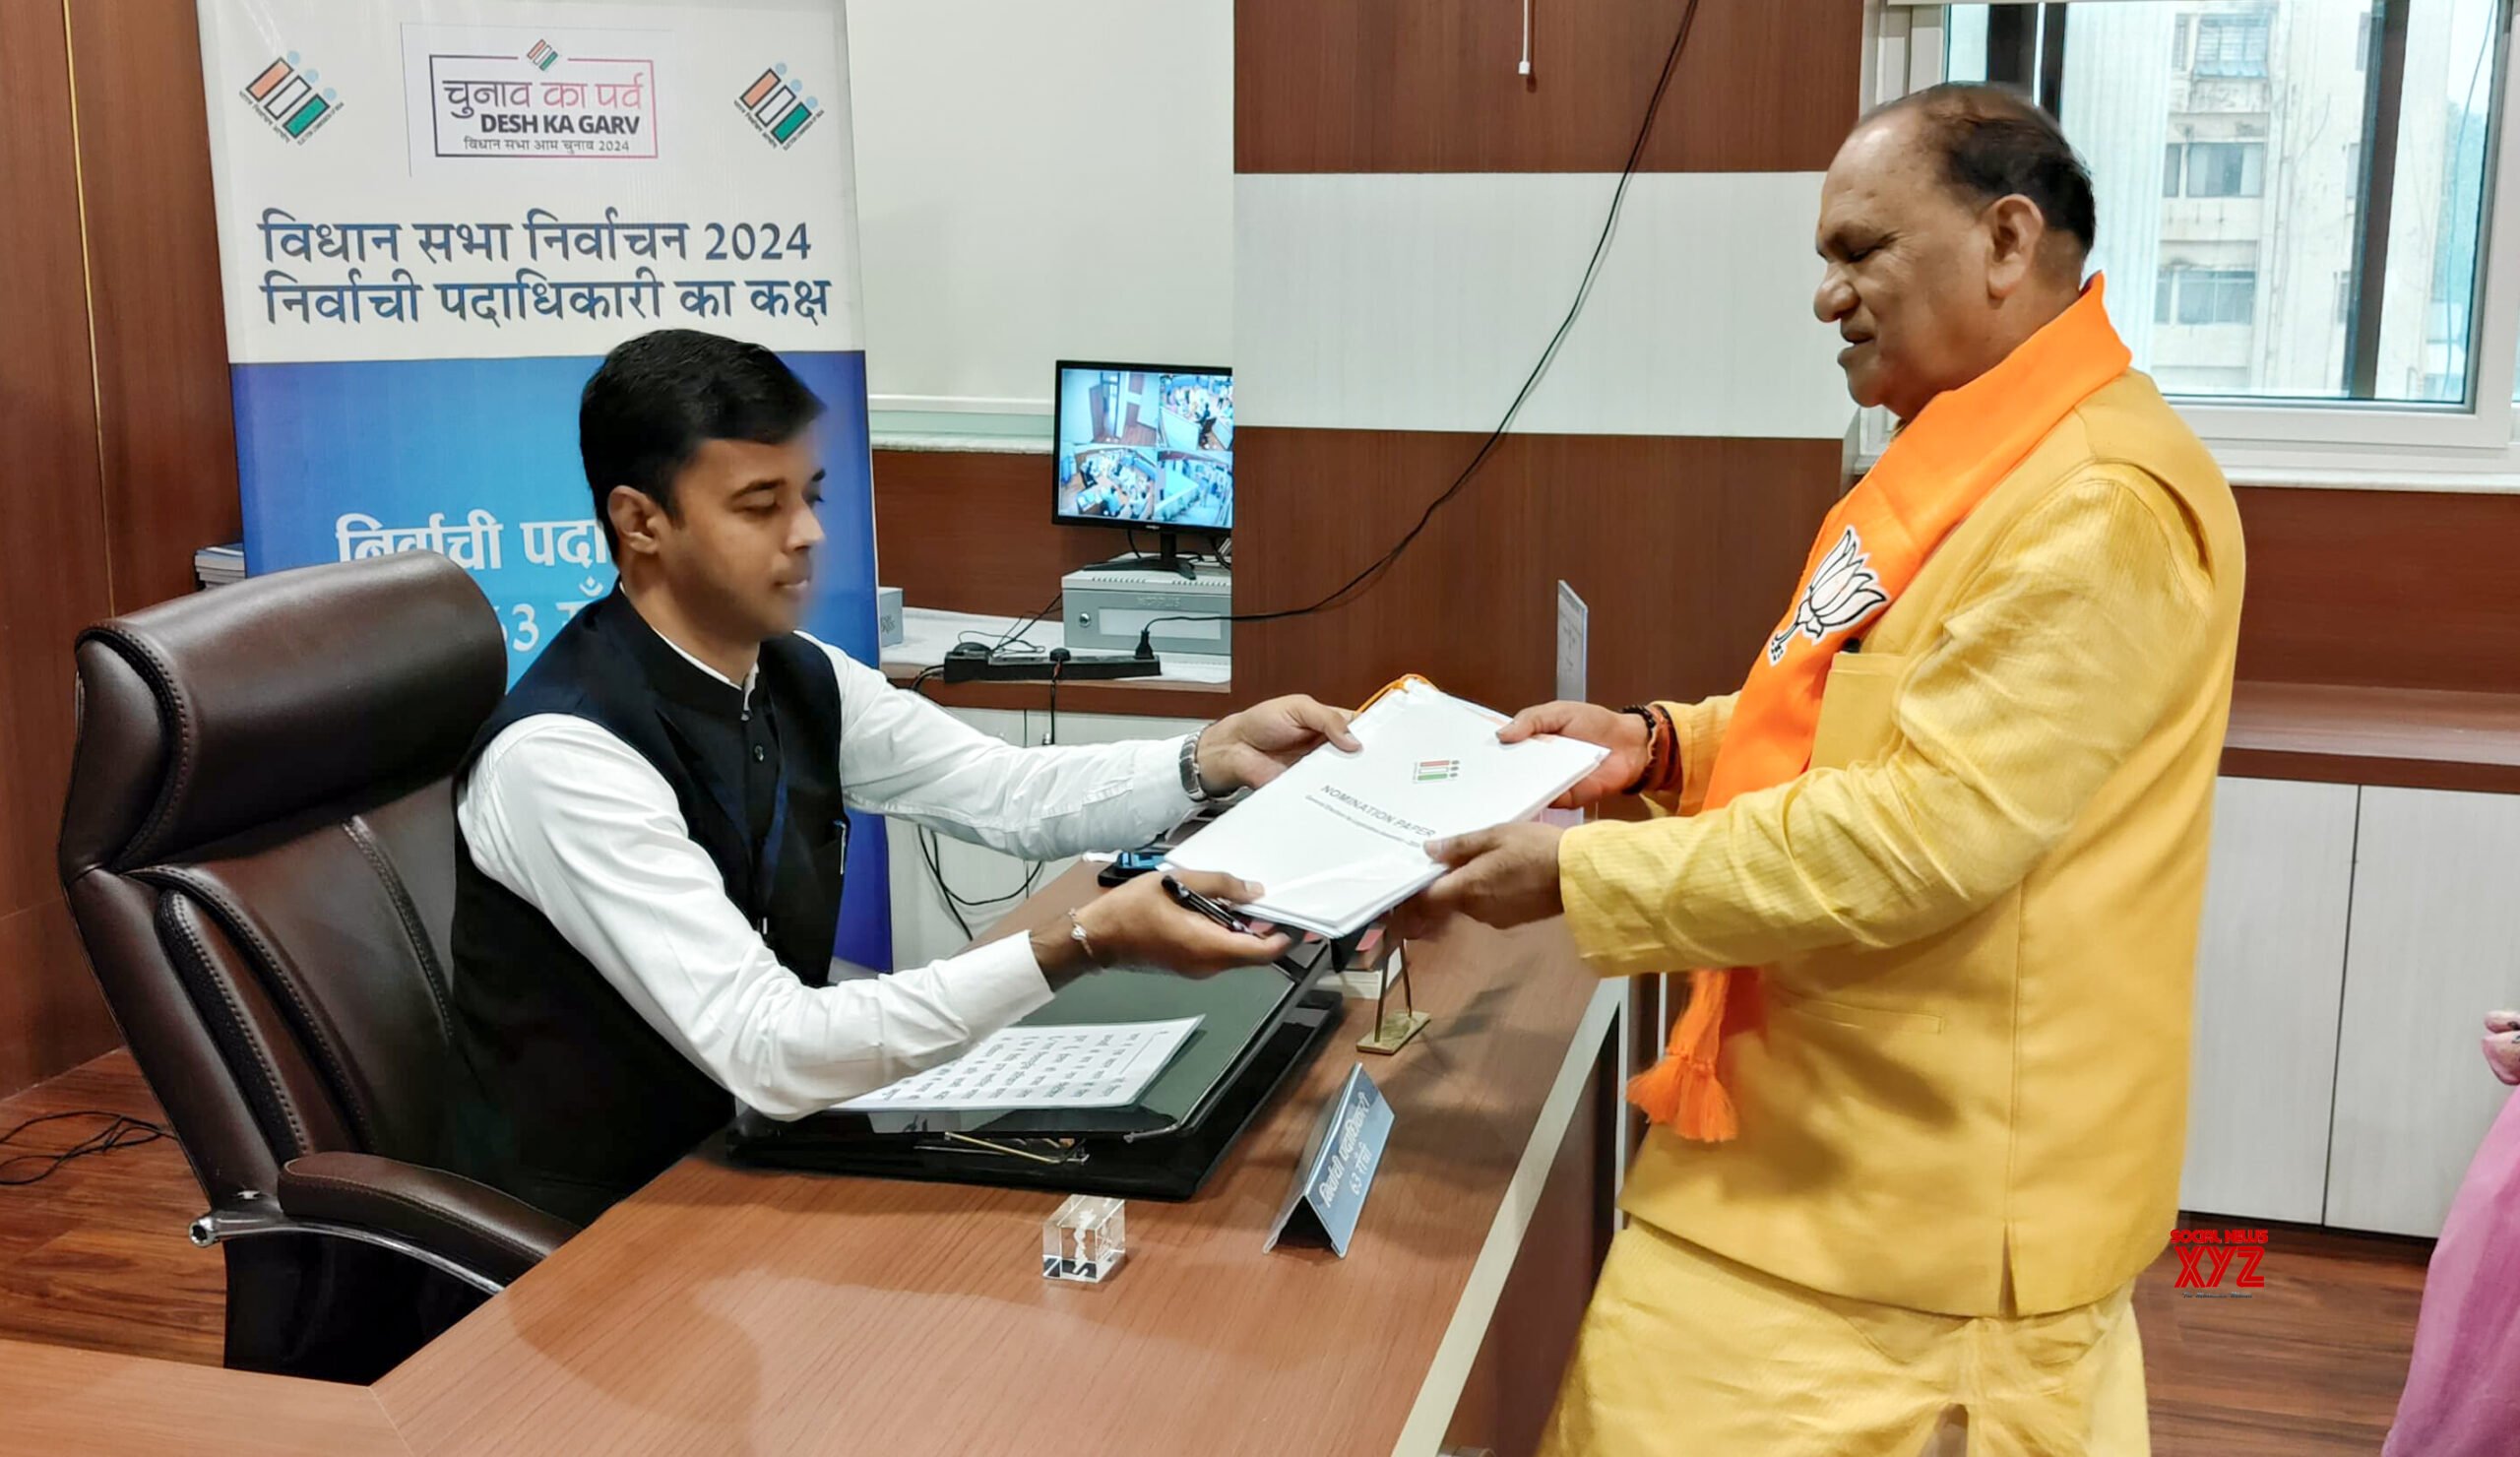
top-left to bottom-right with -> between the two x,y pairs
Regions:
1943,0 -> 2499,405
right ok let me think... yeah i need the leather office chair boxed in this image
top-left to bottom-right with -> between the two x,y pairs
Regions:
56,553 -> 576,1382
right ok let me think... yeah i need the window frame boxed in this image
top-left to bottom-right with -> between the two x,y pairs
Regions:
1868,0 -> 2520,488
2178,140 -> 2266,198
2193,12 -> 2274,79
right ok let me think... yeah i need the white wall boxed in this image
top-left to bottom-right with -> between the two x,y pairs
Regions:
1235,171 -> 1848,437
844,0 -> 1233,414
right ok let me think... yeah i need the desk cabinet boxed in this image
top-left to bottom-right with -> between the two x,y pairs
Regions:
2178,777 -> 2357,1224
2324,787 -> 2520,1236
2184,779 -> 2520,1237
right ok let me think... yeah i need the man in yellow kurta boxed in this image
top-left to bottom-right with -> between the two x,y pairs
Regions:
1402,86 -> 2244,1454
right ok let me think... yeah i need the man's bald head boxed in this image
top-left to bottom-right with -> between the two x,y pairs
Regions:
1813,86 -> 2097,420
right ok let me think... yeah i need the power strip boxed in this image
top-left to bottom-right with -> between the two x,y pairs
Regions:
939,642 -> 1162,683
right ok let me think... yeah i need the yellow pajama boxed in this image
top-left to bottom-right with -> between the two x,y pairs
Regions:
1540,1223 -> 2149,1457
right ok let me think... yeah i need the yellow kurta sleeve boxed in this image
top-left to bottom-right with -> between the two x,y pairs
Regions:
1558,468 -> 2218,977
1643,693 -> 1736,817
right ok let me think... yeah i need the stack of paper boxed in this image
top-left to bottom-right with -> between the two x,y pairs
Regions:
1163,679 -> 1606,937
194,541 -> 245,590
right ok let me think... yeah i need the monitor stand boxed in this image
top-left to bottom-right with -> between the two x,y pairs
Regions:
1075,530 -> 1198,581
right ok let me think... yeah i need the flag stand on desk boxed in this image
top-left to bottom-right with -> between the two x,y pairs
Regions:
1357,942 -> 1429,1054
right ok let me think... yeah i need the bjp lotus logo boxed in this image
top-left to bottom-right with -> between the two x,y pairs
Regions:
1768,526 -> 1889,665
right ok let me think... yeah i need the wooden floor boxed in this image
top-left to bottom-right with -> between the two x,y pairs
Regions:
0,1051 -> 223,1365
0,1052 -> 2433,1452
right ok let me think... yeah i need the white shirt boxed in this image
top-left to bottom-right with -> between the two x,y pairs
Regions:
455,628 -> 1197,1119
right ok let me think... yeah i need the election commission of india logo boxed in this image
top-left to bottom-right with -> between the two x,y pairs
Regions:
240,50 -> 343,145
1414,759 -> 1461,784
2172,1226 -> 2270,1299
736,63 -> 824,149
1768,525 -> 1890,665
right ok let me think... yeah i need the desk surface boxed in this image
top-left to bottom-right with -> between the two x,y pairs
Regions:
883,605 -> 1233,715
2223,680 -> 2520,794
14,872 -> 1615,1456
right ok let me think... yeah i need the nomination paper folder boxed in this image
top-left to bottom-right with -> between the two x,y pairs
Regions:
1162,680 -> 1607,938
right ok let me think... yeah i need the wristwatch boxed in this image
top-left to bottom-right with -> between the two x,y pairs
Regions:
1179,724 -> 1221,802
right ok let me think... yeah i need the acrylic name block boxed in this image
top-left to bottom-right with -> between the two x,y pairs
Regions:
1042,1194 -> 1127,1283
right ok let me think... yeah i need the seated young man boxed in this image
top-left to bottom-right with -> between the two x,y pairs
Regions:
445,329 -> 1354,1223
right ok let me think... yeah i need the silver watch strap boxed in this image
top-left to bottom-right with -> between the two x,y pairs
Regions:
1179,724 -> 1216,802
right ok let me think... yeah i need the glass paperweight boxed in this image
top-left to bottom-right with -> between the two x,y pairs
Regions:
1042,1194 -> 1127,1283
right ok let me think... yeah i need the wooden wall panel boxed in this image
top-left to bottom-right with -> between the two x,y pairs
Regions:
69,0 -> 241,615
0,1 -> 126,1096
871,449 -> 1115,617
1228,428 -> 1842,715
2233,485 -> 2520,693
1233,0 -> 1861,175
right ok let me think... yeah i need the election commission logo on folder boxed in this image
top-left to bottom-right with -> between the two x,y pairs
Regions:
1164,680 -> 1605,938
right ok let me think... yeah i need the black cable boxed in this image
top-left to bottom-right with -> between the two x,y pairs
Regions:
0,1109 -> 167,1186
903,661 -> 1049,934
1134,0 -> 1703,647
988,592 -> 1061,655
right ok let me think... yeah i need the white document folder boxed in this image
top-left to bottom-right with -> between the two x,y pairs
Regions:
1162,679 -> 1607,937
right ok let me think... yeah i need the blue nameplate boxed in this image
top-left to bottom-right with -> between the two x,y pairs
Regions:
1265,1062 -> 1393,1258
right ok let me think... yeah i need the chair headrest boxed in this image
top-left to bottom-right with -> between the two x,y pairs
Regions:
62,553 -> 506,870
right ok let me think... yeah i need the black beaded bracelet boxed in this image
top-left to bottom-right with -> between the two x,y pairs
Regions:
1617,706 -> 1662,795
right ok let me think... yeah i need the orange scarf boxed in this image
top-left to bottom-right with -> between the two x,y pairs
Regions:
1629,277 -> 2133,1141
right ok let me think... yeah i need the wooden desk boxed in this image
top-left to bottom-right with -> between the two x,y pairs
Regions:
8,873 -> 1624,1457
2221,680 -> 2520,794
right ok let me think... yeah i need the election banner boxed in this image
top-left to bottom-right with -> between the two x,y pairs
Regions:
196,0 -> 890,967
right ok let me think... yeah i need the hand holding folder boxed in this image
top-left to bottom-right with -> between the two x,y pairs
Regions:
1161,679 -> 1607,937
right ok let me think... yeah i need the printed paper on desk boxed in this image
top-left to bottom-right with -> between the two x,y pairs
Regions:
834,1018 -> 1202,1113
1162,680 -> 1606,937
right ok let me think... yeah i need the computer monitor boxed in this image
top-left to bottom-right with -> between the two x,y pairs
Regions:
1054,361 -> 1231,577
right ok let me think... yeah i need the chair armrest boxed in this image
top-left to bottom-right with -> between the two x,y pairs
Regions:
279,1152 -> 577,1288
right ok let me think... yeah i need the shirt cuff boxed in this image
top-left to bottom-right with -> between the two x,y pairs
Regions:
1147,732 -> 1203,811
956,927 -> 1061,1028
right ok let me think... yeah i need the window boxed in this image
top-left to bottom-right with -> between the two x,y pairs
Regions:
2176,141 -> 2266,197
1939,0 -> 2502,407
2160,267 -> 2259,325
2194,13 -> 2272,78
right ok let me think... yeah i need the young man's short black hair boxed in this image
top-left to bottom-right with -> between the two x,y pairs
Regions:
580,330 -> 825,550
1874,83 -> 2097,268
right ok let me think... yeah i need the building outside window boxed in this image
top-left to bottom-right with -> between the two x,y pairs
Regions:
1943,0 -> 2499,406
